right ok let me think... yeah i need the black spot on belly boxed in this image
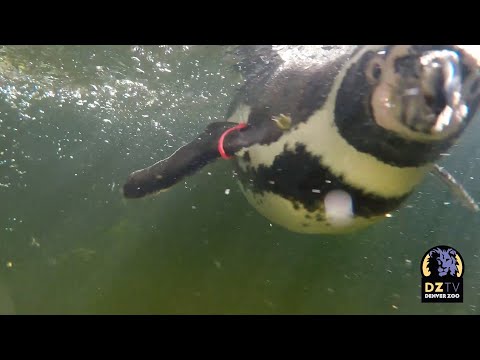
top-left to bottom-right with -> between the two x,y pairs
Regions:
235,143 -> 410,218
243,151 -> 251,162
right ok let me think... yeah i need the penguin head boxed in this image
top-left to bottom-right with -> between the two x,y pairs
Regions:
338,45 -> 480,143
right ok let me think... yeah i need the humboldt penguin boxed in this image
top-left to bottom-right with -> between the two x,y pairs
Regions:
123,45 -> 480,234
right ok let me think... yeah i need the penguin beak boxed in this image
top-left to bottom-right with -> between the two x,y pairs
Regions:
399,49 -> 469,135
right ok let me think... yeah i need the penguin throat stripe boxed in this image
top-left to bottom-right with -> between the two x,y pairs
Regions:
218,123 -> 248,159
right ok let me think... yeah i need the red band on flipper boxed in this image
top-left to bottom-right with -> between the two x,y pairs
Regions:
218,123 -> 248,159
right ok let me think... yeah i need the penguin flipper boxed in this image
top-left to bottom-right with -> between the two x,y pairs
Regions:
123,121 -> 259,199
431,164 -> 479,212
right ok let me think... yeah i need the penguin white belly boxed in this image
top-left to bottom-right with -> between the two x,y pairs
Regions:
230,104 -> 431,234
239,183 -> 381,234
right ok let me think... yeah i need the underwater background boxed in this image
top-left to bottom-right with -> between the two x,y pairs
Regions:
0,45 -> 479,314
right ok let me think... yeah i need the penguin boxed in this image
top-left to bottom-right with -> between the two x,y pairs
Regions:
123,45 -> 480,234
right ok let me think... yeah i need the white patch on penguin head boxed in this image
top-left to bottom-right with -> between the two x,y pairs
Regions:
324,190 -> 354,227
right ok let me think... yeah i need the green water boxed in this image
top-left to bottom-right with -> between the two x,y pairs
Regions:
0,45 -> 479,314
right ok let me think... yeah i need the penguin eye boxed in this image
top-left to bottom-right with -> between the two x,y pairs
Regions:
366,56 -> 385,84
